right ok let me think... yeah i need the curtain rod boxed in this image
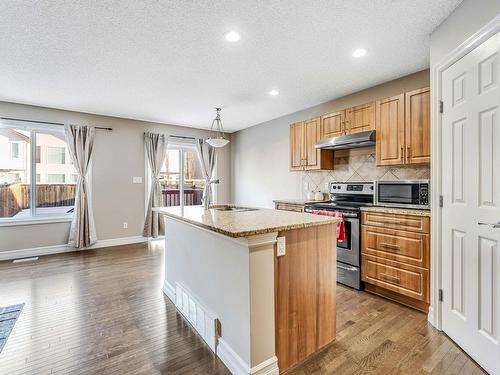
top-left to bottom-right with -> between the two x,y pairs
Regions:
169,135 -> 197,140
0,117 -> 113,131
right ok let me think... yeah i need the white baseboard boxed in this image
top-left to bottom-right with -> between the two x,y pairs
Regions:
250,356 -> 279,375
0,235 -> 147,261
217,338 -> 279,375
174,282 -> 218,353
217,338 -> 251,375
162,280 -> 176,303
427,306 -> 436,328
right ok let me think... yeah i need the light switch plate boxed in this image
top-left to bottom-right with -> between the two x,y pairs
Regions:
277,236 -> 286,257
133,177 -> 143,184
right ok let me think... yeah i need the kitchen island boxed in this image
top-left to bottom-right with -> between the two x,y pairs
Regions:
154,205 -> 338,375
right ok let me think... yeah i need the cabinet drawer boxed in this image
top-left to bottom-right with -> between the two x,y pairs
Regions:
275,203 -> 304,212
362,226 -> 429,268
362,255 -> 429,303
362,212 -> 429,234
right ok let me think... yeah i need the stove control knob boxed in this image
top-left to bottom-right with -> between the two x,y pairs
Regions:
370,186 -> 374,190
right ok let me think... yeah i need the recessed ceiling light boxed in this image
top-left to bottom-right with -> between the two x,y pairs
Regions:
224,31 -> 240,42
269,90 -> 279,96
352,48 -> 367,58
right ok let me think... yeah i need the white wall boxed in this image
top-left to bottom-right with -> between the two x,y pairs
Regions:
430,0 -> 500,67
231,70 -> 430,208
0,101 -> 231,252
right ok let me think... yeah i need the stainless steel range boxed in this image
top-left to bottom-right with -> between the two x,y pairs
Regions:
304,182 -> 374,290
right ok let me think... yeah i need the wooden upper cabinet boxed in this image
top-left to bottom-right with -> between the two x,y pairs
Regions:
290,121 -> 305,170
320,111 -> 345,138
304,117 -> 320,168
376,94 -> 405,166
346,102 -> 375,134
290,118 -> 333,171
405,87 -> 430,164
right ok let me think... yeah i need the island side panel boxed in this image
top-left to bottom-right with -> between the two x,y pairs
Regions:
164,217 -> 252,366
274,223 -> 337,373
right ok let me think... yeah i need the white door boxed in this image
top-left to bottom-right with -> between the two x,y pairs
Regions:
442,32 -> 500,374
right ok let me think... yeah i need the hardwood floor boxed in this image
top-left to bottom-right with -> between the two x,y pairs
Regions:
0,242 -> 485,374
0,241 -> 231,375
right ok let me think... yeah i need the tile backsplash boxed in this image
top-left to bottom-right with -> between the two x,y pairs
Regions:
302,147 -> 430,198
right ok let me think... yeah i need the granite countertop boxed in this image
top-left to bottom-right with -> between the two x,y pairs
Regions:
361,206 -> 431,217
154,205 -> 338,238
273,198 -> 330,205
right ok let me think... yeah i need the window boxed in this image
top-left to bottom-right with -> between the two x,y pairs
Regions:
47,174 -> 65,183
35,146 -> 41,163
0,122 -> 77,221
10,142 -> 19,158
47,146 -> 65,164
157,142 -> 205,207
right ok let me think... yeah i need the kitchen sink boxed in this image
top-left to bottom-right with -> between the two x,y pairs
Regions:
213,206 -> 259,212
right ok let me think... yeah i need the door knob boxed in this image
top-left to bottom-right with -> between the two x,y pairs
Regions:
478,222 -> 500,228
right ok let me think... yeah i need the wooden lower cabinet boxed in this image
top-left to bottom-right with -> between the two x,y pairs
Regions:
361,211 -> 430,313
274,202 -> 305,212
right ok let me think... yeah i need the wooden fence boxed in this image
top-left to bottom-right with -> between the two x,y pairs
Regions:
162,188 -> 203,207
0,184 -> 76,218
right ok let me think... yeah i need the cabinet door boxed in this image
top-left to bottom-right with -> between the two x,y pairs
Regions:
304,117 -> 320,168
320,111 -> 345,138
376,94 -> 405,166
290,122 -> 304,170
346,102 -> 375,134
405,87 -> 430,164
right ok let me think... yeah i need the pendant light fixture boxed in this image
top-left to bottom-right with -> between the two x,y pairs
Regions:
206,107 -> 229,148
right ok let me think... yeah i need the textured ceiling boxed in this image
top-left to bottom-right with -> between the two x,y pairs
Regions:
0,0 -> 461,132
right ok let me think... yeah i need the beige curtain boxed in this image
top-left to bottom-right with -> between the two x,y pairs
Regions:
64,124 -> 97,248
143,132 -> 168,238
196,139 -> 217,210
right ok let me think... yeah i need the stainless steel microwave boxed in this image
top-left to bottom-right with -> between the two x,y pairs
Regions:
374,180 -> 430,209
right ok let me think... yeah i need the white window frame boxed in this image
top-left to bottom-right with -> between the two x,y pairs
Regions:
145,136 -> 210,210
47,146 -> 66,164
0,123 -> 75,226
10,142 -> 20,159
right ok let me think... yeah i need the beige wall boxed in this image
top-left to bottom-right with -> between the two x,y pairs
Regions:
430,0 -> 500,67
0,101 -> 231,252
231,69 -> 430,208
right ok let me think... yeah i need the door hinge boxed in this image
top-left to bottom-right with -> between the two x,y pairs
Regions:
439,101 -> 444,114
439,289 -> 444,302
439,195 -> 444,208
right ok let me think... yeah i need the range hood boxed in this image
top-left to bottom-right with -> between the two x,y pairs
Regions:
315,130 -> 376,150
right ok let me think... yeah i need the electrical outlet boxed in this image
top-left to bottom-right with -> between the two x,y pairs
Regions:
133,177 -> 143,184
304,181 -> 309,192
123,222 -> 128,229
277,236 -> 286,257
324,182 -> 330,191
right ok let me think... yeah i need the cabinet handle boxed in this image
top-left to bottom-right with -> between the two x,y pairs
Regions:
400,146 -> 404,161
380,243 -> 401,251
407,145 -> 411,158
380,273 -> 401,284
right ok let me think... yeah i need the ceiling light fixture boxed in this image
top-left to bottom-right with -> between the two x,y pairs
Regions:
352,48 -> 367,58
224,31 -> 240,42
268,90 -> 279,96
206,108 -> 229,148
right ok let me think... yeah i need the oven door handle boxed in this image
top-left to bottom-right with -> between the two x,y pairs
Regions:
337,264 -> 358,272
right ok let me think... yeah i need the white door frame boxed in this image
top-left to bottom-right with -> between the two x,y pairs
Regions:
430,14 -> 500,329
